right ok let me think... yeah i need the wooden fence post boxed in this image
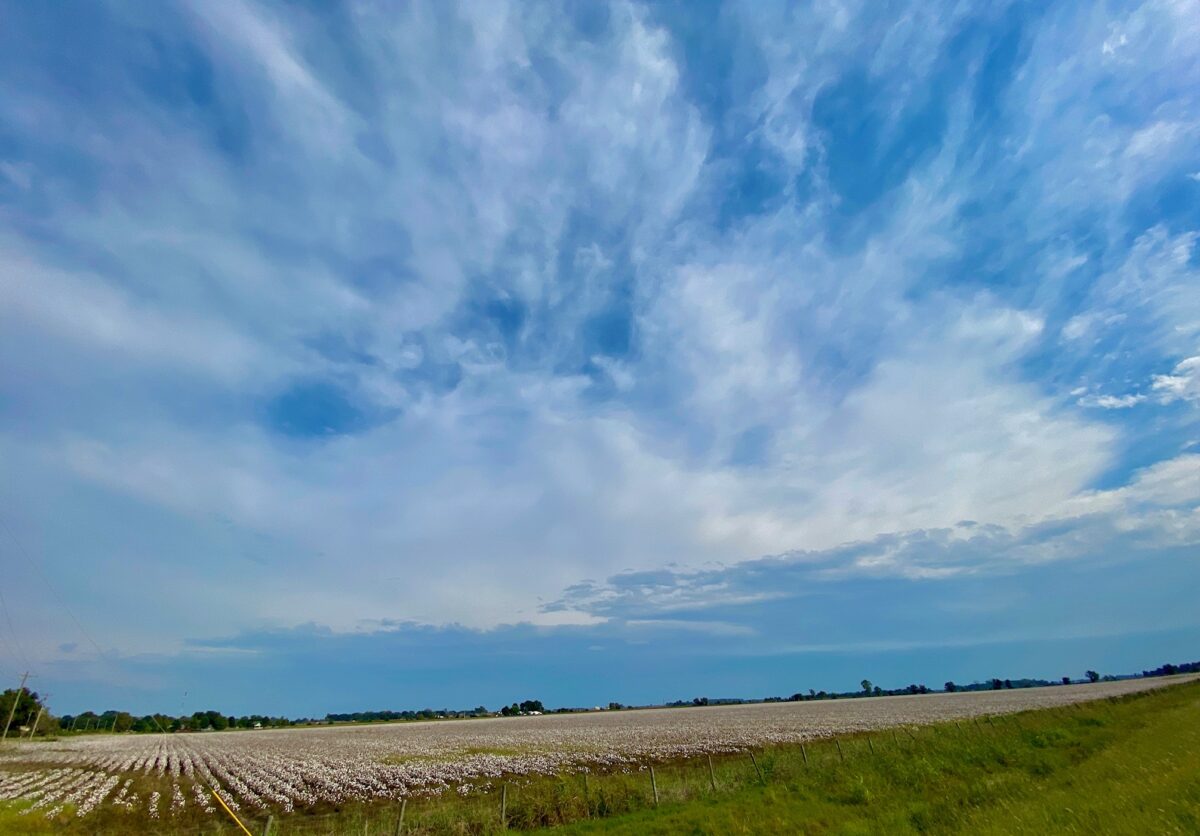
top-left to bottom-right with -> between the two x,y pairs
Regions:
800,742 -> 808,765
835,739 -> 844,762
393,798 -> 406,835
262,815 -> 274,836
866,736 -> 875,755
649,764 -> 659,806
749,751 -> 763,782
582,772 -> 590,817
707,755 -> 717,791
501,783 -> 508,828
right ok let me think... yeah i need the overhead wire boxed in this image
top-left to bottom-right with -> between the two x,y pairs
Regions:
0,518 -> 111,664
0,573 -> 32,672
0,518 -> 172,734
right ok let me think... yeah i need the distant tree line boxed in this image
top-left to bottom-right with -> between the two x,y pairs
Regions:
1141,661 -> 1199,677
783,682 -> 932,701
28,659 -> 1199,735
664,697 -> 751,708
57,710 -> 299,734
326,706 -> 491,723
671,660 -> 1200,707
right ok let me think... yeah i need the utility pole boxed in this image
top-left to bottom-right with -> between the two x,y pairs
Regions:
2,672 -> 30,743
27,693 -> 48,739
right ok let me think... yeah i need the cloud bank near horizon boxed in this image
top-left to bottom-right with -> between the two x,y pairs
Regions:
1,0 -> 1198,712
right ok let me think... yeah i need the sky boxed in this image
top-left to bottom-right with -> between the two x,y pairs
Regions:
0,0 -> 1198,717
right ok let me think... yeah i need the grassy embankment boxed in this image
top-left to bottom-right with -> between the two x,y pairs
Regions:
2,679 -> 1197,834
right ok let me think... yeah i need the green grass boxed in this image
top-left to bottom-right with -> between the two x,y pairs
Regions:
556,682 -> 1200,835
0,800 -> 50,835
3,680 -> 1197,834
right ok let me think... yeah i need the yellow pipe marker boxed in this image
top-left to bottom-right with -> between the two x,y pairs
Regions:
210,787 -> 254,836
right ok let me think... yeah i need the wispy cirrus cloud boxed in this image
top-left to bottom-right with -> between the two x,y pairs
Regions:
0,0 -> 1197,711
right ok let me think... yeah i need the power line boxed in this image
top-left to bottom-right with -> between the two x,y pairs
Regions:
0,573 -> 31,671
0,518 -> 110,663
0,519 -> 35,673
0,519 -> 175,736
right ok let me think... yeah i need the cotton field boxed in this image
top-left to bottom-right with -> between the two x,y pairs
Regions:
1,675 -> 1193,822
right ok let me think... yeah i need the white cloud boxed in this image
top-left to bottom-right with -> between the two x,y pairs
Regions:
0,160 -> 33,190
1063,452 -> 1200,517
1077,393 -> 1146,409
1065,227 -> 1199,358
1124,119 -> 1192,158
625,619 -> 756,637
182,0 -> 356,153
0,246 -> 287,384
1102,29 -> 1128,56
1061,311 -> 1126,341
1152,356 -> 1200,403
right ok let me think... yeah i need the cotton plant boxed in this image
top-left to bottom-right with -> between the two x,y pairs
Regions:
0,678 -> 1175,820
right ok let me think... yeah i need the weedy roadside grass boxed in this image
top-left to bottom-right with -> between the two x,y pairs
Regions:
3,679 -> 1197,834
557,680 -> 1200,835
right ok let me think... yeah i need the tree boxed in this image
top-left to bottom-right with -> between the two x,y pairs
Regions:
861,679 -> 873,695
692,697 -> 709,707
518,700 -> 545,714
991,678 -> 1003,690
1003,679 -> 1013,690
944,681 -> 957,693
133,715 -> 172,733
1061,676 -> 1071,685
1,689 -> 45,737
1086,670 -> 1100,683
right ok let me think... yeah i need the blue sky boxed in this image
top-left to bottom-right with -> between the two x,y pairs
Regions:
1,0 -> 1198,716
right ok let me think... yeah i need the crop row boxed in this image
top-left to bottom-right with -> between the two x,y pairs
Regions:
0,676 -> 1190,819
